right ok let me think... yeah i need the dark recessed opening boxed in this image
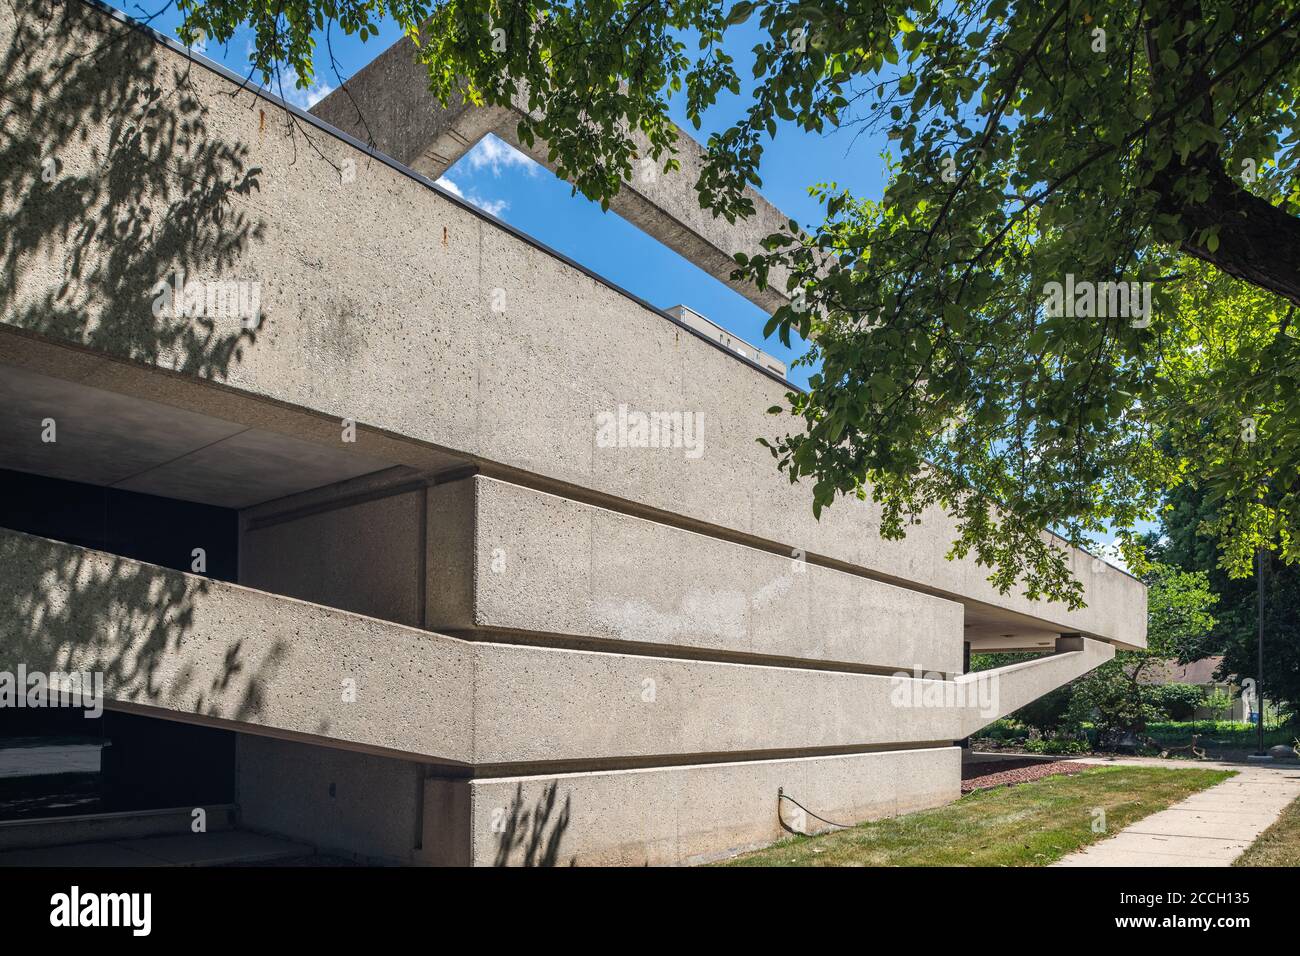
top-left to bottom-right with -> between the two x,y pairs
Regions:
0,708 -> 235,822
0,467 -> 238,580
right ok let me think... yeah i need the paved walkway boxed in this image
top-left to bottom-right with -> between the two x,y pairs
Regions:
1053,756 -> 1300,867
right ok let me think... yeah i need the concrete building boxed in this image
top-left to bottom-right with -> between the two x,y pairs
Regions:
664,305 -> 787,378
0,0 -> 1145,865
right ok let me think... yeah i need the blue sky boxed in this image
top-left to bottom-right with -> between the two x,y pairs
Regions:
109,3 -> 894,392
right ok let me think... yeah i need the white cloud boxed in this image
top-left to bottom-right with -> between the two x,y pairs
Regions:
464,134 -> 541,177
436,176 -> 509,218
1092,540 -> 1130,574
279,71 -> 334,110
436,176 -> 466,199
431,133 -> 537,218
235,39 -> 334,108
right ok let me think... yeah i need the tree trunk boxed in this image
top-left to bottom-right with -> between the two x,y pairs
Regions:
1168,162 -> 1300,307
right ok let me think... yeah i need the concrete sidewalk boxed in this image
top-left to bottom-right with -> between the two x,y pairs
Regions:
1053,757 -> 1300,867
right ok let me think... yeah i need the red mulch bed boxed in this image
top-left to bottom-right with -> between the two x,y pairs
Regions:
960,758 -> 1091,794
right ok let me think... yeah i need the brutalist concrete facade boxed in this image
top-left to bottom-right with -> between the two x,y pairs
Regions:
0,0 -> 1142,865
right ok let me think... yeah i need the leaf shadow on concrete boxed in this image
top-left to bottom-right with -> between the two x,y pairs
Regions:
1,0 -> 264,377
0,0 -> 283,724
493,781 -> 573,867
0,528 -> 290,730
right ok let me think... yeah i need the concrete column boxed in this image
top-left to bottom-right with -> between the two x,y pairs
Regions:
1056,633 -> 1087,652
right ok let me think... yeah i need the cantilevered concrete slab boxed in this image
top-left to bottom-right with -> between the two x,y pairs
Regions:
0,528 -> 1109,766
311,34 -> 795,312
0,364 -> 396,507
0,528 -> 478,763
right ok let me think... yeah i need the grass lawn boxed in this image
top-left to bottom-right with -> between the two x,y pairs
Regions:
721,765 -> 1234,867
1234,794 -> 1300,867
1146,721 -> 1297,753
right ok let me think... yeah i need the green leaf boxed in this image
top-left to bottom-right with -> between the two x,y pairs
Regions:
726,1 -> 756,26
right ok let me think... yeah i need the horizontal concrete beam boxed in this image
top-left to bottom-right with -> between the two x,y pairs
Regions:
1,530 -> 1106,767
423,746 -> 960,866
311,35 -> 794,312
0,1 -> 1146,647
308,35 -> 513,176
0,527 -> 478,763
429,475 -> 965,672
466,637 -> 1115,767
955,635 -> 1115,738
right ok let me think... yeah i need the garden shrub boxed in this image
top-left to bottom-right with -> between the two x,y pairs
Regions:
1146,683 -> 1205,721
1024,736 -> 1091,755
1010,684 -> 1075,734
1067,660 -> 1159,741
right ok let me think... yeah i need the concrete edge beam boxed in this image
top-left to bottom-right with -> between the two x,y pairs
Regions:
955,635 -> 1115,738
0,526 -> 478,763
420,746 -> 962,866
428,474 -> 966,673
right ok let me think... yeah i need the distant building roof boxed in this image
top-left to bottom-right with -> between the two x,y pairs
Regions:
1140,657 -> 1229,686
665,305 -> 787,379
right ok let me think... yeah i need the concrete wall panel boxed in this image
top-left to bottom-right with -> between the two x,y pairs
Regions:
432,476 -> 965,673
240,489 -> 425,626
228,738 -> 961,868
237,734 -> 423,864
442,747 -> 960,866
